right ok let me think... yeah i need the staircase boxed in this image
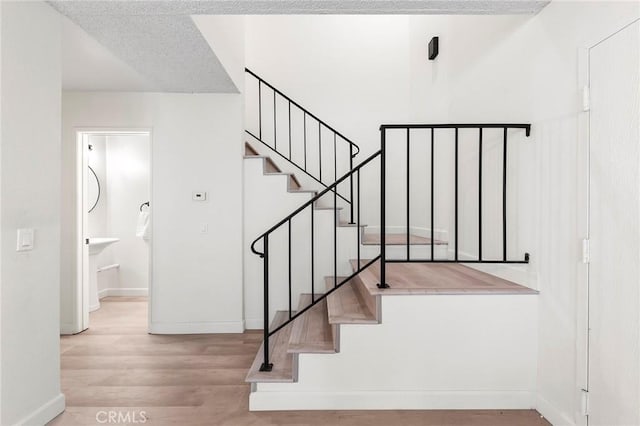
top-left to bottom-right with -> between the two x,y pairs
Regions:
242,68 -> 537,411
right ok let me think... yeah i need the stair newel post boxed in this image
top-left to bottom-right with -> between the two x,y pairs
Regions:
260,234 -> 273,372
378,128 -> 390,289
349,145 -> 355,224
334,170 -> 338,288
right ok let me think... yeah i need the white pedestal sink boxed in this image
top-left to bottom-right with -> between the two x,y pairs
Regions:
88,238 -> 119,312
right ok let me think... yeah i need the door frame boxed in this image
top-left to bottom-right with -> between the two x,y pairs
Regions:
576,17 -> 640,426
74,128 -> 154,333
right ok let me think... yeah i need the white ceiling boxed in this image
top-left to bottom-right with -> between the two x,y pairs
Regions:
54,0 -> 550,93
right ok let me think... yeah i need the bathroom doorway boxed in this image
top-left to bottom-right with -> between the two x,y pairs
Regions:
76,130 -> 152,331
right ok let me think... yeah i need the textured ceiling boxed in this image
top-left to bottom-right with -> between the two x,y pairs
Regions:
50,2 -> 239,93
62,15 -> 157,91
51,0 -> 550,93
51,1 -> 551,15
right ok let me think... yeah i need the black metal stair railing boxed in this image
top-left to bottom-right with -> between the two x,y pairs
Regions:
245,68 -> 360,224
249,118 -> 533,372
251,151 -> 381,372
377,123 -> 532,288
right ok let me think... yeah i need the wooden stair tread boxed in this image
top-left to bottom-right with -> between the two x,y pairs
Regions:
288,294 -> 336,354
314,205 -> 343,211
362,233 -> 447,246
324,277 -> 377,324
263,172 -> 302,190
289,189 -> 318,194
264,157 -> 282,174
350,259 -> 539,296
244,142 -> 259,156
246,311 -> 298,383
338,222 -> 367,228
244,142 -> 302,189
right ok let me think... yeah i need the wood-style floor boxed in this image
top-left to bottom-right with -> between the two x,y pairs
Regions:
51,297 -> 550,426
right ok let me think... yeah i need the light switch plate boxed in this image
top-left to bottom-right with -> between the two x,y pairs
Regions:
17,228 -> 34,252
192,191 -> 207,201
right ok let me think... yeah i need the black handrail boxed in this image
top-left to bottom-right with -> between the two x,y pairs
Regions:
245,68 -> 360,223
246,68 -> 360,157
380,123 -> 531,136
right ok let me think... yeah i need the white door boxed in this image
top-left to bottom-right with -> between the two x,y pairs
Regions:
588,20 -> 640,426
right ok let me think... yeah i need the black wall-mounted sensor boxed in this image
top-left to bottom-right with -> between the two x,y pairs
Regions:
428,36 -> 439,60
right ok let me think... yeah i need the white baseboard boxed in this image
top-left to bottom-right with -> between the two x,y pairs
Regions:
11,393 -> 65,426
536,394 -> 575,426
245,318 -> 264,330
149,320 -> 244,334
98,288 -> 148,298
250,390 -> 535,411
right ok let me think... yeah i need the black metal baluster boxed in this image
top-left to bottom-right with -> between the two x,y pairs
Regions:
303,113 -> 307,171
311,206 -> 315,302
334,174 -> 338,288
478,128 -> 483,261
406,128 -> 410,261
258,81 -> 262,140
288,102 -> 292,161
334,134 -> 337,183
503,127 -> 508,262
319,122 -> 322,183
431,128 -> 435,261
349,145 -> 355,224
273,90 -> 277,150
357,168 -> 361,266
454,128 -> 459,262
288,219 -> 292,320
378,129 -> 389,289
259,234 -> 272,371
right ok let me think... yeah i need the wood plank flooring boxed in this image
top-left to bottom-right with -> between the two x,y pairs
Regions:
51,296 -> 550,426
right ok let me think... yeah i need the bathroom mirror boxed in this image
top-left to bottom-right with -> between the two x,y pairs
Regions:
87,166 -> 100,213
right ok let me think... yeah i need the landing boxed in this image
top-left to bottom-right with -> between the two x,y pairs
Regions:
352,260 -> 538,296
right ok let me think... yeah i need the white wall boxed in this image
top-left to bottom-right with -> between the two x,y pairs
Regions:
245,16 -> 411,229
61,93 -> 244,334
244,5 -> 640,421
104,134 -> 150,292
0,2 -> 65,425
406,4 -> 640,424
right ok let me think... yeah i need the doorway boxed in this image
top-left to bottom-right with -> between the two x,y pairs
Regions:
587,20 -> 640,426
76,130 -> 152,331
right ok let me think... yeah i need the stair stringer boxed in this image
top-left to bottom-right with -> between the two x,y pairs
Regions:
245,135 -> 353,215
249,292 -> 538,411
244,156 -> 317,329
